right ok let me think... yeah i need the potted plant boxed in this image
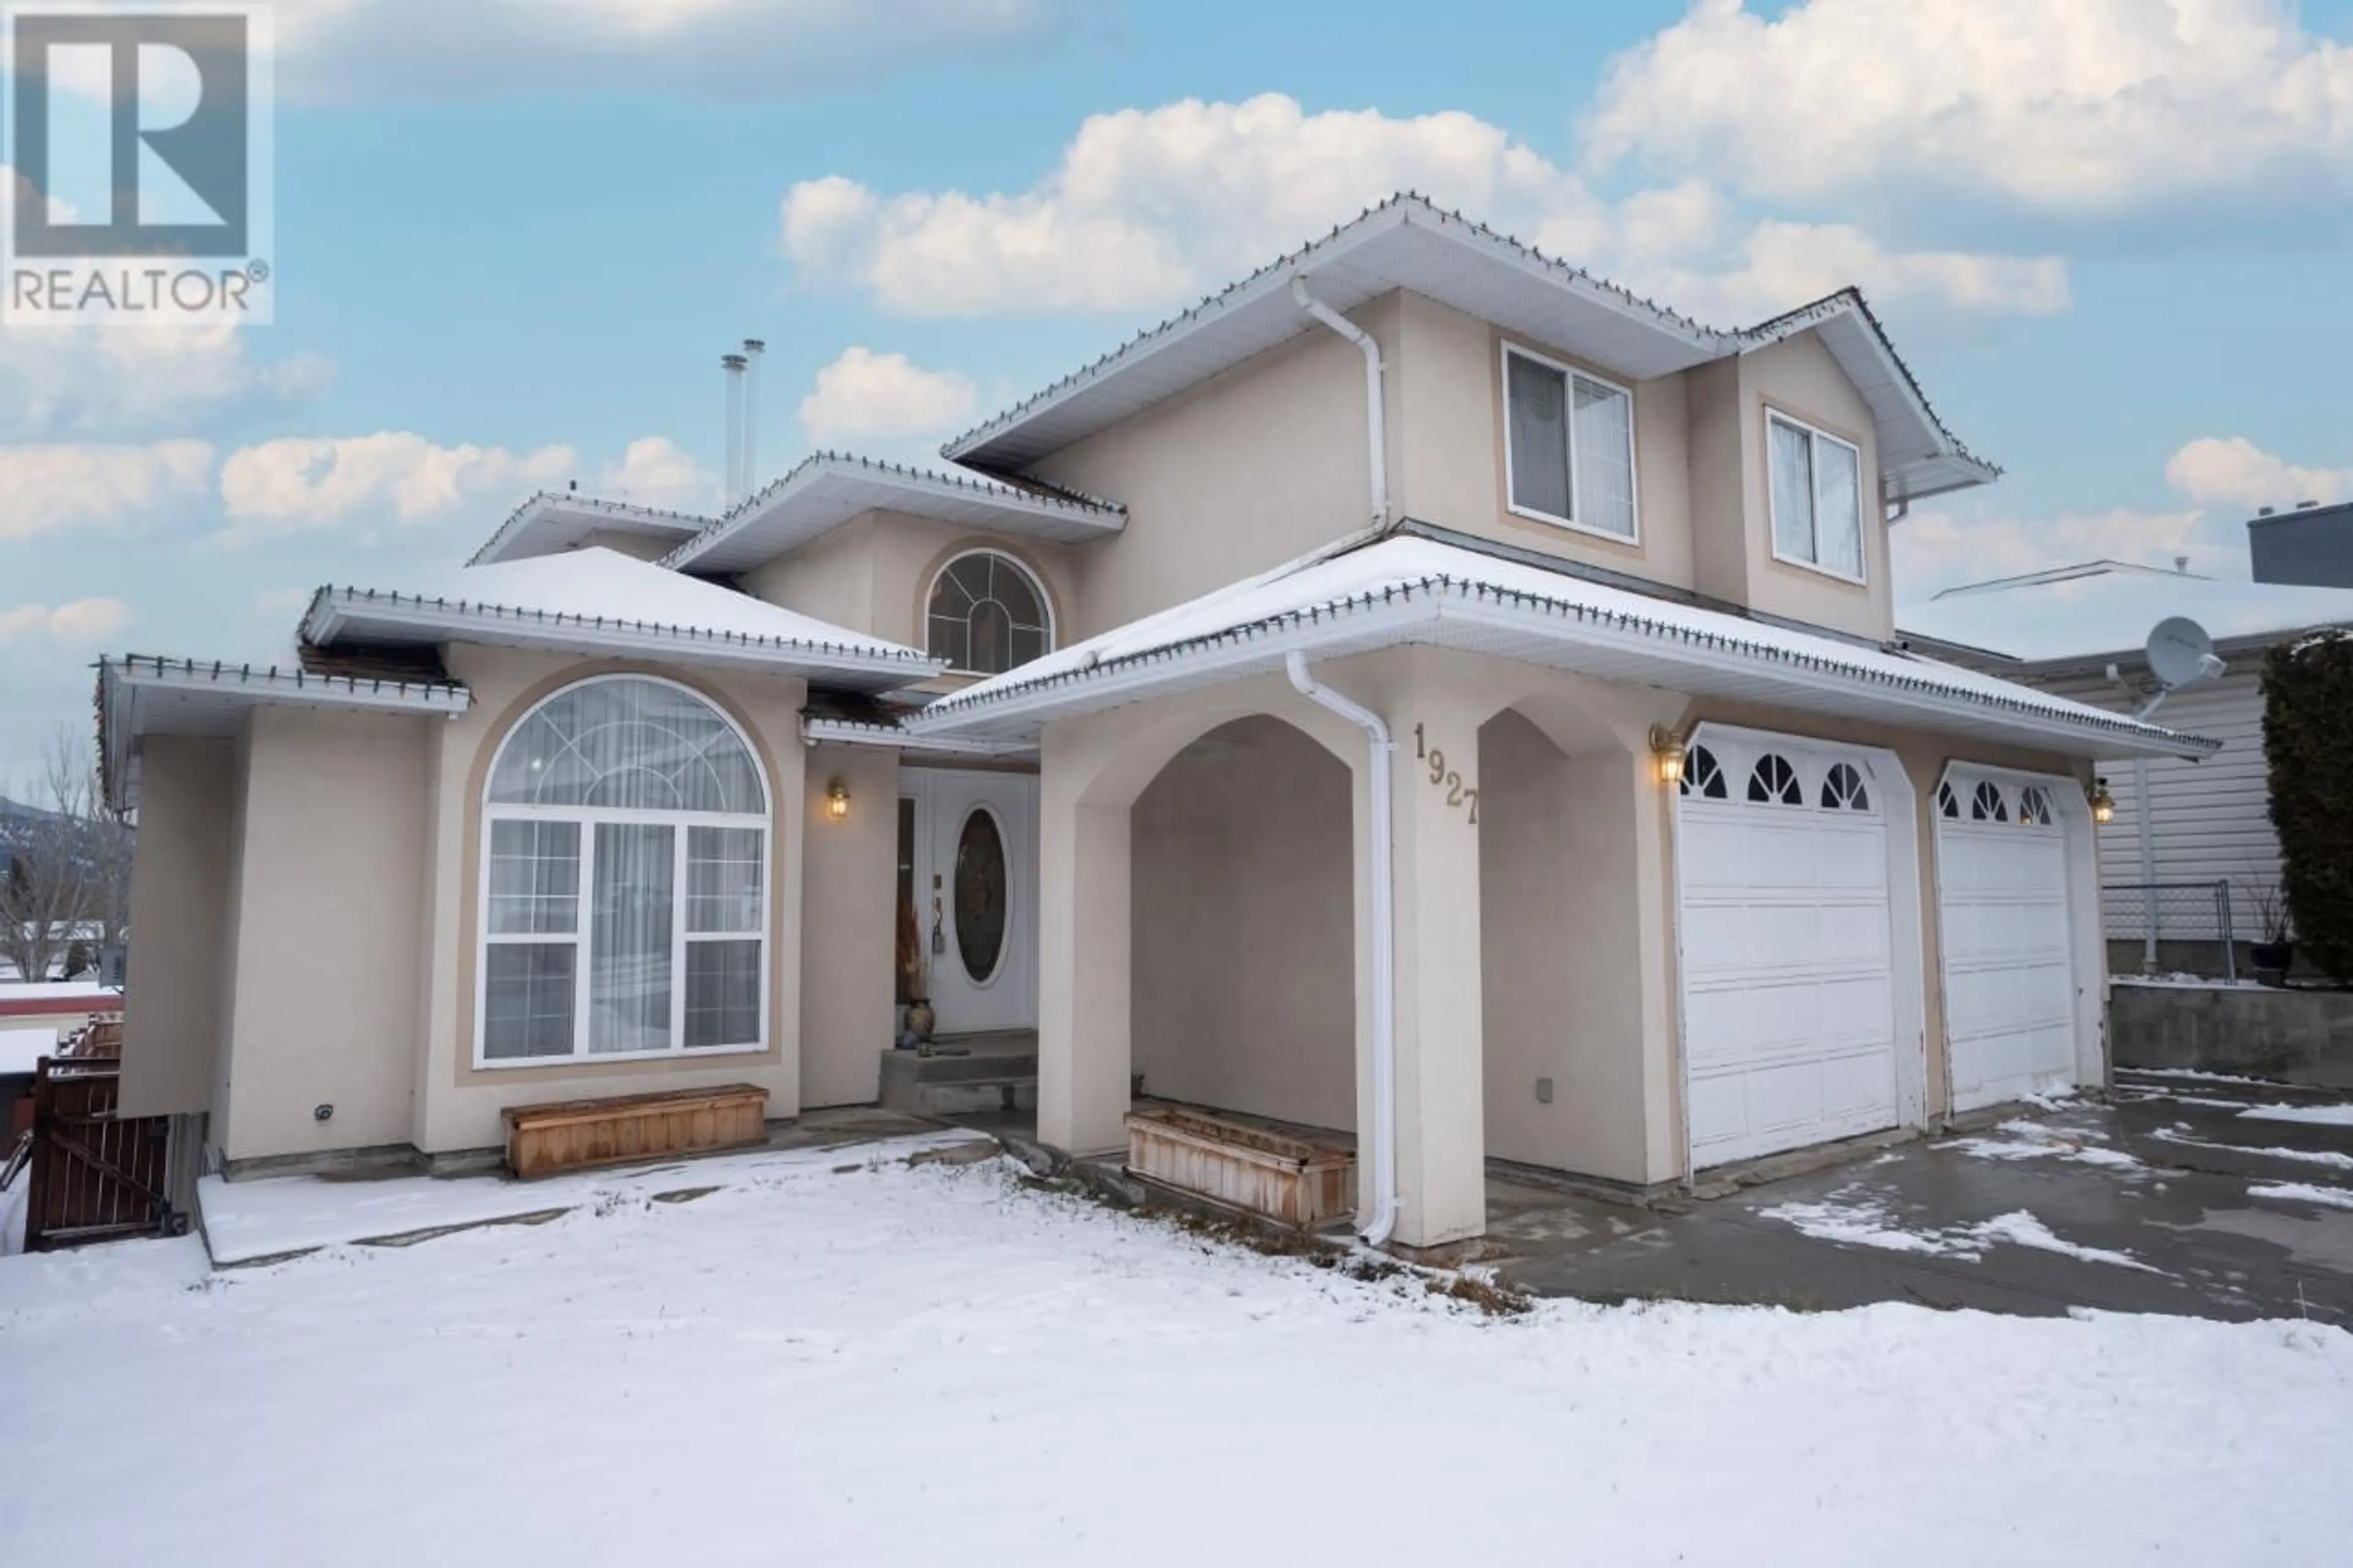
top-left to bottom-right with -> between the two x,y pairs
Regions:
2249,881 -> 2295,983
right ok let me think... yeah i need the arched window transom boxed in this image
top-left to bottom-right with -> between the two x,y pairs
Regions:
927,551 -> 1053,676
2016,784 -> 2055,827
1820,762 -> 1872,812
1747,752 -> 1802,805
479,676 -> 769,1065
1970,779 -> 2010,823
1680,743 -> 1727,800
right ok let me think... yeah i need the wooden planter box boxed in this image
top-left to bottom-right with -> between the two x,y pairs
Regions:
502,1084 -> 768,1180
1125,1107 -> 1355,1229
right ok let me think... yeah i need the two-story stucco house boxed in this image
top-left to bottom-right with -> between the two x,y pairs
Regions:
98,195 -> 2211,1249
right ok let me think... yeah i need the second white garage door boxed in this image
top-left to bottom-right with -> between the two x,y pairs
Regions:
1678,733 -> 1903,1168
1936,770 -> 2080,1112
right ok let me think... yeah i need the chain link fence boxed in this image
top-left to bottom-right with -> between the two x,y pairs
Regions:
2101,880 -> 2238,982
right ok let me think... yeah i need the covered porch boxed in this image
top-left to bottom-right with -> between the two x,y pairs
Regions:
902,529 -> 2213,1249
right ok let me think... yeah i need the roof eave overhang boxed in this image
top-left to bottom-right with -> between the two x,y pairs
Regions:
908,590 -> 2214,763
801,716 -> 1037,759
468,493 -> 712,567
302,594 -> 945,692
661,457 -> 1125,577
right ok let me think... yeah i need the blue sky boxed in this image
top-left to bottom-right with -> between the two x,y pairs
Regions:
4,0 -> 2352,779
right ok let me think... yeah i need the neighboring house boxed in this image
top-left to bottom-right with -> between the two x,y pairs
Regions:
2249,499 -> 2353,589
1902,560 -> 2353,961
98,195 -> 2204,1249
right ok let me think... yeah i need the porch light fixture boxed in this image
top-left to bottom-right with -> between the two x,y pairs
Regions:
825,777 -> 851,821
2089,776 -> 2115,827
1648,725 -> 1686,787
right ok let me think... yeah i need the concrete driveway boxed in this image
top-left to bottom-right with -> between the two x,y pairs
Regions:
1491,1069 -> 2353,1326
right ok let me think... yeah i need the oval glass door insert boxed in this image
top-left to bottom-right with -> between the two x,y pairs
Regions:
953,807 -> 1009,983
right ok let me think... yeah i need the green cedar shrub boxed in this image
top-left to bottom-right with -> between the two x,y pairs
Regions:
2263,631 -> 2353,983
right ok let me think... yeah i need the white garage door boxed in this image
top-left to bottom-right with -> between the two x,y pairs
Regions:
1936,771 -> 2078,1112
1678,734 -> 1901,1168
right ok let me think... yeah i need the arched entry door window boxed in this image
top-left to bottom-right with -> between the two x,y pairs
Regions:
926,550 -> 1053,676
478,676 -> 769,1064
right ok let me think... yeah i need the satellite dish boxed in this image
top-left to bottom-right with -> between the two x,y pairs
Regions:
2146,616 -> 2223,690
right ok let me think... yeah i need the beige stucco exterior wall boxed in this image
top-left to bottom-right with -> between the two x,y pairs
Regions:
1720,335 -> 1894,642
213,707 -> 431,1162
1130,714 -> 1357,1132
743,509 -> 1079,667
798,740 -> 898,1108
118,735 -> 236,1119
1029,309 -> 1381,640
1395,293 -> 1699,594
406,646 -> 809,1157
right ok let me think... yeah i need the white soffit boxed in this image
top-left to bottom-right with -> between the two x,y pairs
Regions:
907,537 -> 2213,762
468,491 -> 713,567
662,454 -> 1124,577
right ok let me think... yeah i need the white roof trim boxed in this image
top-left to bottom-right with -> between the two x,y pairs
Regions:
303,585 -> 942,687
801,715 -> 1036,759
469,490 -> 713,567
97,654 -> 474,811
907,537 -> 2211,762
942,194 -> 1995,504
662,452 -> 1124,576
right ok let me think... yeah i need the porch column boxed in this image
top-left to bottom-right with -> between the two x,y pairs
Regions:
1036,736 -> 1131,1157
1349,648 -> 1490,1249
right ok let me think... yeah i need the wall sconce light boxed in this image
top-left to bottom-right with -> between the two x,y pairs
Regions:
2089,777 -> 2115,827
825,778 -> 851,821
1648,725 -> 1686,787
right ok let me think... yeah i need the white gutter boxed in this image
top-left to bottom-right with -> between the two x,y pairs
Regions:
1283,651 -> 1398,1247
1290,277 -> 1387,527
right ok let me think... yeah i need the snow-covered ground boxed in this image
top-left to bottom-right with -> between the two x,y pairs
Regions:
2,1148 -> 2349,1566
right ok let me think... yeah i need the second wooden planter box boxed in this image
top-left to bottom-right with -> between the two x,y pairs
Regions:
1124,1106 -> 1355,1228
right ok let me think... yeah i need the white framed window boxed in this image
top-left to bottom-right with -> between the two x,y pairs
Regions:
926,550 -> 1054,676
1766,410 -> 1865,583
477,675 -> 770,1068
1502,344 -> 1637,542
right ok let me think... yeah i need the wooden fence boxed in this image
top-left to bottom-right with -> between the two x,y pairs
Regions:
12,1056 -> 181,1250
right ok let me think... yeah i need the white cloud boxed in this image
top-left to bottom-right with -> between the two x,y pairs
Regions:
0,441 -> 217,542
0,597 -> 132,646
2162,437 -> 2353,512
596,436 -> 719,512
798,347 -> 980,445
215,432 -> 576,543
271,0 -> 1089,100
1586,0 -> 2353,219
780,94 -> 2067,324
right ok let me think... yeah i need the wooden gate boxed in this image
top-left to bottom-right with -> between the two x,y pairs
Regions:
16,1056 -> 180,1250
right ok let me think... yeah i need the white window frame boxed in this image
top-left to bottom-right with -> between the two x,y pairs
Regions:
1499,342 -> 1641,545
925,548 -> 1057,678
1765,408 -> 1868,586
474,675 -> 771,1070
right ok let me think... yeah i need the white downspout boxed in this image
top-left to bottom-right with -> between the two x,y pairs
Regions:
1285,650 -> 1398,1246
1290,277 -> 1387,528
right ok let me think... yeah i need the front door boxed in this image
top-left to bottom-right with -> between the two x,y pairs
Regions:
906,768 -> 1038,1035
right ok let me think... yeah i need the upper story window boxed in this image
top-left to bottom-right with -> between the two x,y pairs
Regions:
1767,411 -> 1865,583
1503,344 -> 1637,542
927,550 -> 1054,676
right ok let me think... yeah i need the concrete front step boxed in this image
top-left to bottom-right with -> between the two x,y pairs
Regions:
879,1039 -> 1039,1117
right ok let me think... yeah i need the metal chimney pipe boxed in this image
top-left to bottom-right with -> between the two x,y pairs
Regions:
741,339 -> 765,496
722,353 -> 748,502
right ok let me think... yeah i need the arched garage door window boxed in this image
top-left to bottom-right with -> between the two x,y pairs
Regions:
927,550 -> 1053,676
478,676 -> 769,1064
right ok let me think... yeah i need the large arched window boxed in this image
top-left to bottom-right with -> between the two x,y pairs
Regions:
926,550 -> 1053,676
478,676 -> 769,1065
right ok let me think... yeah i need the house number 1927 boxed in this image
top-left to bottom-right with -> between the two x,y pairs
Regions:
1412,723 -> 1478,825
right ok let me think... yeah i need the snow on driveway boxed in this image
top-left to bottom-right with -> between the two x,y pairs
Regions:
2,1152 -> 2349,1566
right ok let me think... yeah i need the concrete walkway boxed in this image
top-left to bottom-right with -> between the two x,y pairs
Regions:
1492,1071 -> 2352,1325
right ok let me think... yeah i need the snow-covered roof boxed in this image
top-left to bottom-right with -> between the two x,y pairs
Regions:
97,653 -> 474,811
468,490 -> 713,567
661,452 -> 1124,577
907,534 -> 2212,761
301,547 -> 945,689
944,193 -> 1996,506
1900,562 -> 2353,668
